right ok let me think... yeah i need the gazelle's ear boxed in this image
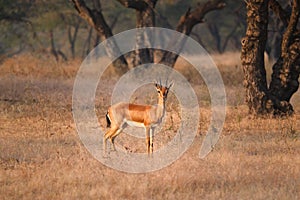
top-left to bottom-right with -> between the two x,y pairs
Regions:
155,83 -> 161,91
168,82 -> 174,89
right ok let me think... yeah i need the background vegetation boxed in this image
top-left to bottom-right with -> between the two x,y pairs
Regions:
0,0 -> 247,61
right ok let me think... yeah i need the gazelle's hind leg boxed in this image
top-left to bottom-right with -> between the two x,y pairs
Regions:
109,123 -> 127,151
103,126 -> 118,155
109,129 -> 122,151
145,126 -> 151,155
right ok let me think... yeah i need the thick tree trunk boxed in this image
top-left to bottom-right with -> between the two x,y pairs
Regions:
117,0 -> 157,66
268,0 -> 300,115
241,0 -> 300,116
72,0 -> 129,74
241,0 -> 270,115
133,0 -> 156,66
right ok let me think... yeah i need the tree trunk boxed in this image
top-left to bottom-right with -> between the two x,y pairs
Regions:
241,0 -> 300,116
207,22 -> 222,53
133,0 -> 156,66
72,0 -> 225,72
241,0 -> 270,115
82,27 -> 93,58
72,0 -> 129,74
268,0 -> 300,115
117,0 -> 157,66
68,22 -> 80,59
50,30 -> 68,62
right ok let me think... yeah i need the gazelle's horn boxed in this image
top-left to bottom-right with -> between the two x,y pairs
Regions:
159,78 -> 162,87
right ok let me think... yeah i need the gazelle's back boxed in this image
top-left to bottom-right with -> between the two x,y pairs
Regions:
108,102 -> 152,125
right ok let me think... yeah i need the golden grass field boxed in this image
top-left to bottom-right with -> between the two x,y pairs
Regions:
0,52 -> 299,199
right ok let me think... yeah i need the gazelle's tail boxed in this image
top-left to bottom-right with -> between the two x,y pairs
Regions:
106,111 -> 111,128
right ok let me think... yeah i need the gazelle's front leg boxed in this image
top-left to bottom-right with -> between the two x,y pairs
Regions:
150,127 -> 154,154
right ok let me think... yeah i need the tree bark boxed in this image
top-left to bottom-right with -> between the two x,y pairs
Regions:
268,0 -> 300,115
117,0 -> 157,66
72,0 -> 129,74
268,0 -> 290,27
134,0 -> 157,65
241,0 -> 269,115
241,0 -> 300,116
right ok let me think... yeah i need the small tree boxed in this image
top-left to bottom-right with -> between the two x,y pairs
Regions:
241,0 -> 300,116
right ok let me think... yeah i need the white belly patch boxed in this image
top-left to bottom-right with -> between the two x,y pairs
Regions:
125,120 -> 145,128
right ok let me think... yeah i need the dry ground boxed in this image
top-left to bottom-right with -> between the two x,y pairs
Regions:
0,53 -> 299,199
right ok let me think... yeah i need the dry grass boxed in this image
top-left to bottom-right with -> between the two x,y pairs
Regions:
0,52 -> 300,199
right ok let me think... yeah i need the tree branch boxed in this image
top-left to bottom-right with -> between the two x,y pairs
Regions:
158,0 -> 225,67
281,0 -> 299,56
110,11 -> 123,30
176,0 -> 226,35
269,0 -> 290,27
72,0 -> 96,29
72,0 -> 129,73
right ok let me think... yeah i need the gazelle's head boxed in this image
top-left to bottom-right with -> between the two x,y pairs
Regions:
155,82 -> 173,101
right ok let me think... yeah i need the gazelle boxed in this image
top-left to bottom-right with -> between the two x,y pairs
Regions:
104,82 -> 173,155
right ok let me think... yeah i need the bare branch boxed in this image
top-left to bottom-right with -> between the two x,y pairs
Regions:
159,0 -> 225,67
281,0 -> 300,55
176,0 -> 226,35
110,11 -> 123,30
269,0 -> 290,27
72,0 -> 96,29
71,0 -> 129,73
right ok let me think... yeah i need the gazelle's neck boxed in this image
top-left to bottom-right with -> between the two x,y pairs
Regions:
157,96 -> 166,118
157,96 -> 165,107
